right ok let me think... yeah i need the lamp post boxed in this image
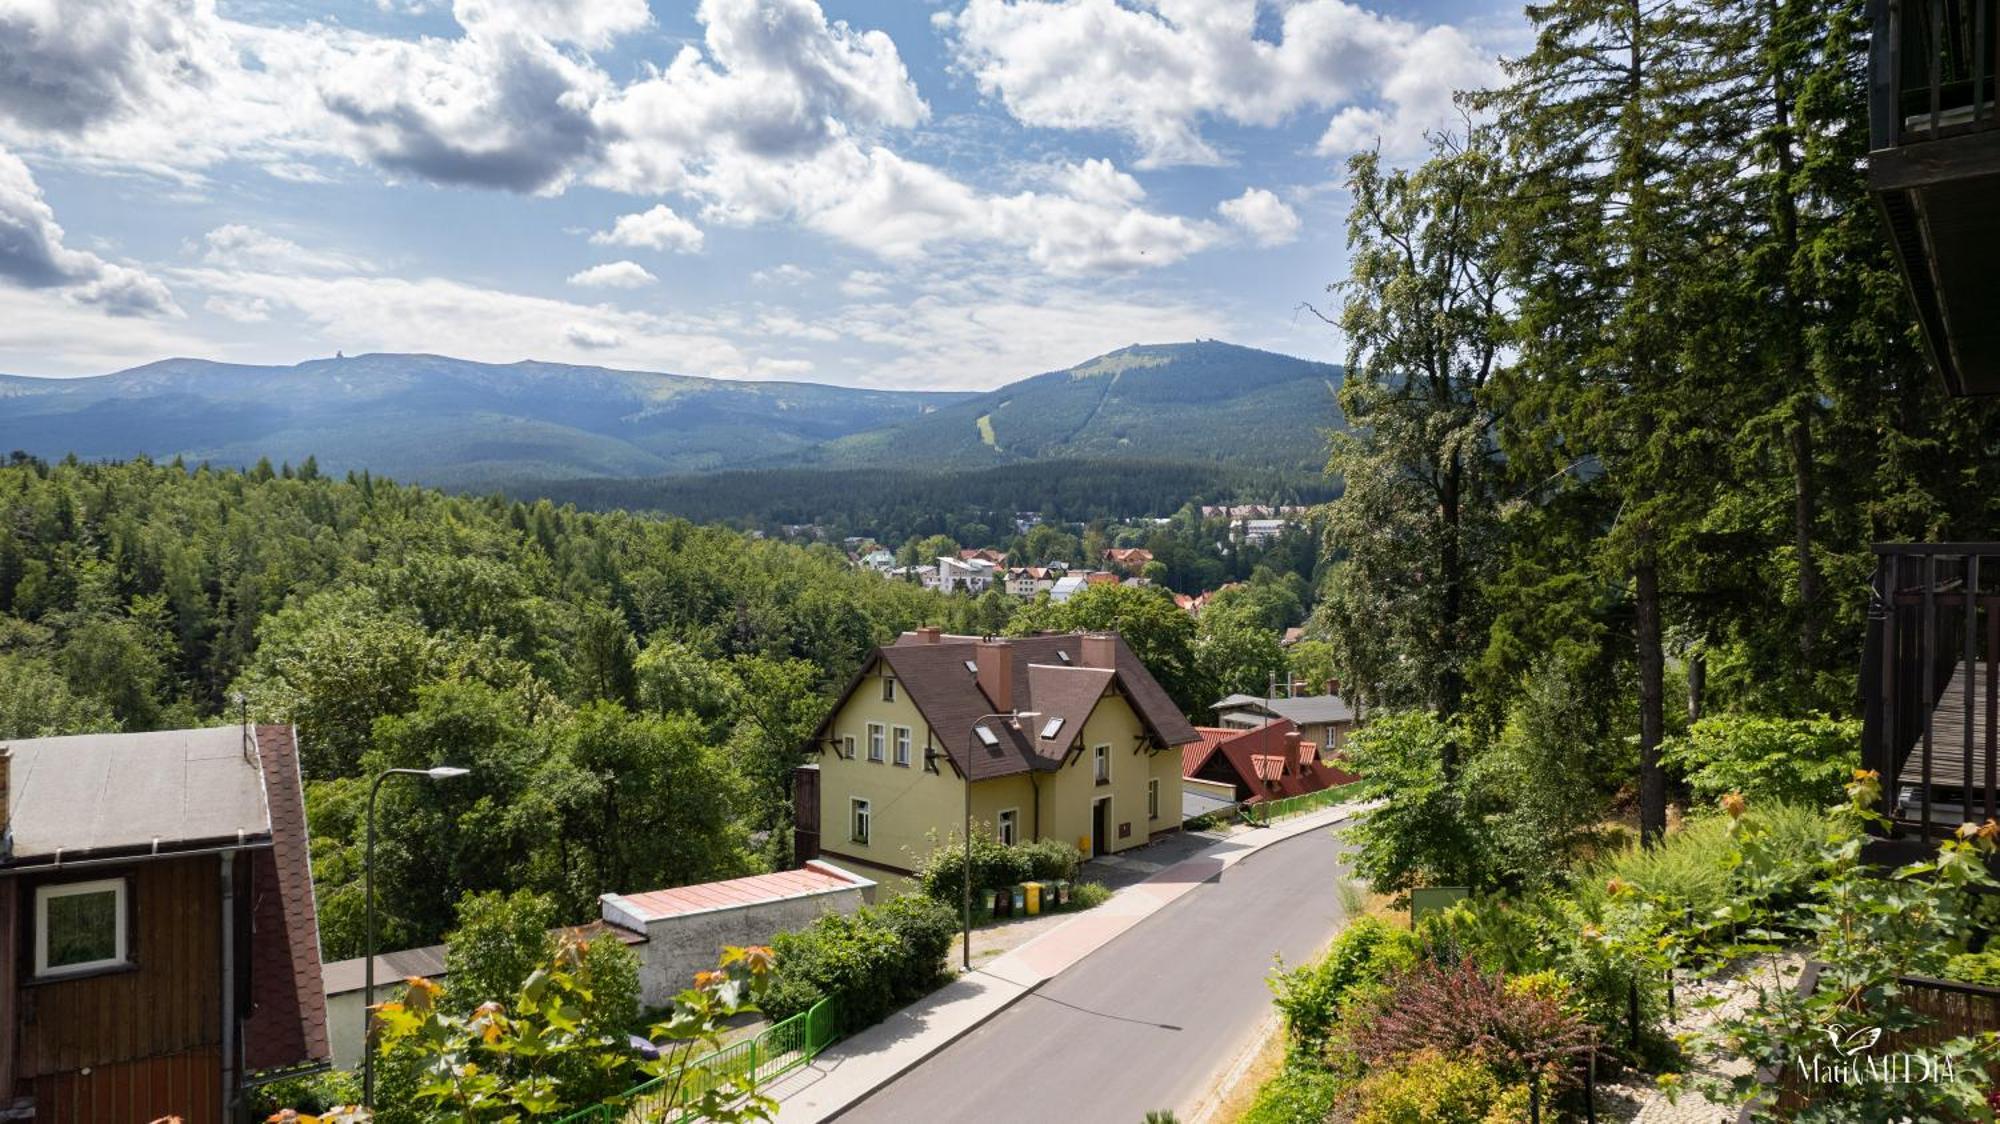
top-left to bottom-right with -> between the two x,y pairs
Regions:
964,711 -> 1038,972
364,764 -> 471,1108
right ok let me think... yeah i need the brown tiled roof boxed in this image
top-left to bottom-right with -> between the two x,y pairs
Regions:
1181,727 -> 1232,777
243,725 -> 331,1071
813,632 -> 1199,781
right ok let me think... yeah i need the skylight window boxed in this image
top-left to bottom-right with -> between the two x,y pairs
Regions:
964,660 -> 980,674
1040,717 -> 1065,740
974,725 -> 1001,748
1056,650 -> 1071,664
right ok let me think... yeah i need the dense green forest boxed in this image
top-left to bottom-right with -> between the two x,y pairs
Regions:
0,455 -> 1003,958
527,458 -> 1333,548
1311,0 -> 2000,849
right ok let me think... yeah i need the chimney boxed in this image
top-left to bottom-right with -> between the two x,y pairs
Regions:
1284,730 -> 1303,773
975,638 -> 1013,711
915,626 -> 943,645
1080,632 -> 1117,670
1325,678 -> 1341,697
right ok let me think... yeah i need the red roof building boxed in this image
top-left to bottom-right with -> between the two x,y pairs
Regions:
1182,720 -> 1357,804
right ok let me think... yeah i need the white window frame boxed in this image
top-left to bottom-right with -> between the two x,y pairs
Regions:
892,725 -> 912,767
1148,778 -> 1160,820
851,798 -> 871,845
997,808 -> 1019,846
881,674 -> 896,702
841,735 -> 856,760
867,723 -> 885,763
34,877 -> 129,978
1093,744 -> 1111,785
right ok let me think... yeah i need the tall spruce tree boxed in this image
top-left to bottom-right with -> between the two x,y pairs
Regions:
1315,127 -> 1509,770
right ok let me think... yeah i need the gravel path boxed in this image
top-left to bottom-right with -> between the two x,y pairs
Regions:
1593,954 -> 1804,1124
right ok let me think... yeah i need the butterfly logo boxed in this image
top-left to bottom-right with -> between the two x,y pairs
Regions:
1825,1023 -> 1882,1057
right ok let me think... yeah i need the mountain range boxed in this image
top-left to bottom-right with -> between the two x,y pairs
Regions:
0,341 -> 1341,487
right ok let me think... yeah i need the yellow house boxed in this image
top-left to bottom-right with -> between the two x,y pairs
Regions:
795,629 -> 1199,878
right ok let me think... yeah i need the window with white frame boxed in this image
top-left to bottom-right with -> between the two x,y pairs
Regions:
1148,779 -> 1160,820
35,878 -> 128,977
851,798 -> 871,844
841,735 -> 856,760
867,723 -> 885,762
881,674 -> 896,702
997,808 -> 1018,846
1093,744 -> 1110,785
893,726 -> 912,767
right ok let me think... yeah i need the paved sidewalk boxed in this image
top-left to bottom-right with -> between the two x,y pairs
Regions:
767,802 -> 1367,1123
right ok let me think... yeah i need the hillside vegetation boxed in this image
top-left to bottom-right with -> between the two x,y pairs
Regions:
0,340 -> 1342,487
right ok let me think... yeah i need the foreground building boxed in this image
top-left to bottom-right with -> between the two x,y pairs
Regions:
795,630 -> 1199,874
0,726 -> 328,1122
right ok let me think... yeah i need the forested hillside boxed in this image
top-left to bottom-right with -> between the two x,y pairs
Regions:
533,458 -> 1335,545
0,455 -> 998,959
789,341 -> 1342,473
0,354 -> 968,486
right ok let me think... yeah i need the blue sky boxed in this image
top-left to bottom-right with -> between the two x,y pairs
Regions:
0,0 -> 1518,388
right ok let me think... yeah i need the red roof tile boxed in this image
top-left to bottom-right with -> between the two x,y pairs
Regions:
610,863 -> 866,922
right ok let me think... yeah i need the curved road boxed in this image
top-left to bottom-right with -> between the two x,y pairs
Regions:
835,826 -> 1353,1123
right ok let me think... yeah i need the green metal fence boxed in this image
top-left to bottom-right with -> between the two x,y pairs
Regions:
1243,782 -> 1357,825
553,995 -> 840,1124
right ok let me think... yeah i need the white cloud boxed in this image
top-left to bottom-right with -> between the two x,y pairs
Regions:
199,224 -> 374,274
563,321 -> 623,349
1218,187 -> 1301,247
567,260 -> 657,288
938,0 -> 1501,167
751,356 -> 814,378
590,204 -> 704,252
839,269 -> 891,298
451,0 -> 652,50
751,262 -> 813,285
204,293 -> 271,322
0,145 -> 178,316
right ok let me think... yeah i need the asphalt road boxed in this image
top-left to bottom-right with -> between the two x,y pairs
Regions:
835,825 -> 1353,1123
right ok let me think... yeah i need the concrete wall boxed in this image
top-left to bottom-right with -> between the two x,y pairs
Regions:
1184,776 -> 1238,803
605,866 -> 873,1008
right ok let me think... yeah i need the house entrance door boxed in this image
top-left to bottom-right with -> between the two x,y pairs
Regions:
1091,797 -> 1110,857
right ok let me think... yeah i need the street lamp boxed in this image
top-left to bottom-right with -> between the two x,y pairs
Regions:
364,765 -> 471,1107
964,711 -> 1038,972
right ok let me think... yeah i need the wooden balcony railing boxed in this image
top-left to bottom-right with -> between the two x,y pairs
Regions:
1862,544 -> 2000,839
1872,0 -> 2000,149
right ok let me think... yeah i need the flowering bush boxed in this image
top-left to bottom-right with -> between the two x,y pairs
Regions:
1346,1049 -> 1532,1124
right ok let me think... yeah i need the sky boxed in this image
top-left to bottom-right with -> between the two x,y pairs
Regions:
0,0 -> 1520,389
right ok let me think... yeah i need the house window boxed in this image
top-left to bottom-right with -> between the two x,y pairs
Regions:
893,726 -> 912,767
882,674 -> 896,702
851,798 -> 871,845
35,878 -> 128,977
842,735 -> 856,760
867,723 -> 885,763
997,808 -> 1018,846
1093,744 -> 1110,785
1148,779 -> 1160,820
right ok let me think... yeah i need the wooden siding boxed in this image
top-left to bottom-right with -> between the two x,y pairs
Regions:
17,855 -> 222,1081
32,1046 -> 222,1124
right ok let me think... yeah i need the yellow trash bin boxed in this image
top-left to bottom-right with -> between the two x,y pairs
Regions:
1023,881 -> 1042,915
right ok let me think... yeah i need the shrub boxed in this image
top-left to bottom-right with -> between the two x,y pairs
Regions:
1662,713 -> 1860,807
1069,880 -> 1112,909
1944,949 -> 2000,987
441,888 -> 557,1014
1346,1050 -> 1531,1124
1348,958 -> 1593,1089
915,831 -> 1033,903
765,894 -> 957,1029
1242,1062 -> 1347,1124
1017,837 -> 1083,882
577,931 -> 643,1033
1269,915 -> 1418,1052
